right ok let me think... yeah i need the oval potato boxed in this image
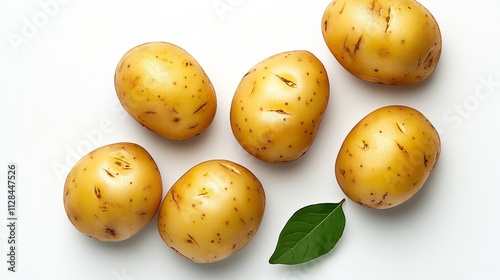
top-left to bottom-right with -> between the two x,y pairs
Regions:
157,159 -> 265,263
322,0 -> 442,85
63,142 -> 163,241
230,50 -> 330,163
114,41 -> 217,140
335,105 -> 440,209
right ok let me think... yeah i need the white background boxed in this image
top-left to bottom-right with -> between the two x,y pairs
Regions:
1,0 -> 500,279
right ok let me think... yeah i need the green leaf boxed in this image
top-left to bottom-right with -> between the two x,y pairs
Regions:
269,199 -> 346,265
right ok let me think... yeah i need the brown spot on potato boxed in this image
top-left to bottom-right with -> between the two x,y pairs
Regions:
105,227 -> 116,237
171,189 -> 180,210
269,109 -> 291,115
94,185 -> 102,199
198,189 -> 209,197
353,35 -> 363,56
114,157 -> 131,169
396,122 -> 406,134
358,140 -> 368,150
186,234 -> 199,246
103,169 -> 115,178
275,74 -> 297,88
369,0 -> 377,11
219,162 -> 242,175
378,48 -> 390,57
385,7 -> 392,33
342,35 -> 351,57
397,143 -> 409,156
193,103 -> 208,114
339,2 -> 345,14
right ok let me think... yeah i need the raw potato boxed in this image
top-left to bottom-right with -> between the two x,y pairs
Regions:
114,41 -> 217,140
230,50 -> 330,164
157,160 -> 265,263
63,142 -> 163,241
322,0 -> 442,85
335,105 -> 440,209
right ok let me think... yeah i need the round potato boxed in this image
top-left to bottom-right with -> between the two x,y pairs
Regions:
230,50 -> 330,164
114,41 -> 217,140
335,105 -> 440,209
63,142 -> 163,241
322,0 -> 442,85
157,159 -> 265,263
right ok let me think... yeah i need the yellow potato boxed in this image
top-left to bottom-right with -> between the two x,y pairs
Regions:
335,105 -> 440,209
114,41 -> 217,140
230,50 -> 330,164
157,160 -> 265,263
63,142 -> 163,241
322,0 -> 442,85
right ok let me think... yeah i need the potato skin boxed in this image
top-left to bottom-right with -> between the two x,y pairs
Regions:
322,0 -> 442,85
157,160 -> 265,263
63,142 -> 163,241
335,105 -> 440,209
230,50 -> 330,164
114,41 -> 217,140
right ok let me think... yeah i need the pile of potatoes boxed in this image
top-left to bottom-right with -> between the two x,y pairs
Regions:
63,0 -> 442,264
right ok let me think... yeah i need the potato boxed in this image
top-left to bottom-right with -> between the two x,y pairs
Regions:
63,142 -> 163,241
114,41 -> 217,140
230,50 -> 330,164
322,0 -> 442,85
157,159 -> 265,263
335,105 -> 440,209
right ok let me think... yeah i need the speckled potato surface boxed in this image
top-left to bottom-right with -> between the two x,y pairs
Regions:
230,50 -> 330,164
63,142 -> 163,241
114,41 -> 217,140
335,105 -> 440,209
322,0 -> 442,85
157,160 -> 265,263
